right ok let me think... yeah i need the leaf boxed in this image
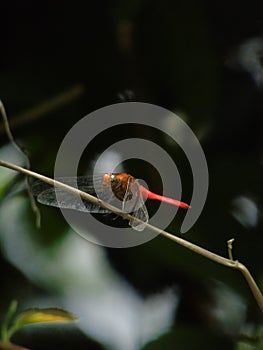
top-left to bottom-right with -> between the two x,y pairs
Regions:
14,308 -> 77,328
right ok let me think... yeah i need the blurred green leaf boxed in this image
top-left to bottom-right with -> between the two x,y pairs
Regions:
234,325 -> 263,350
1,301 -> 18,342
14,308 -> 77,327
1,306 -> 78,343
236,343 -> 255,350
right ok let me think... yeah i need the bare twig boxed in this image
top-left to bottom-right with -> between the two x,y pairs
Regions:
0,85 -> 85,135
0,86 -> 85,225
0,159 -> 263,313
0,101 -> 41,228
227,238 -> 235,261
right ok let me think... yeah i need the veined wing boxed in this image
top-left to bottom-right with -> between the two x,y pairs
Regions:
31,175 -> 100,195
129,203 -> 149,231
31,175 -> 113,213
122,178 -> 149,231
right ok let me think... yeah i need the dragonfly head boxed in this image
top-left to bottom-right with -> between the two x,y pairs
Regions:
102,173 -> 113,187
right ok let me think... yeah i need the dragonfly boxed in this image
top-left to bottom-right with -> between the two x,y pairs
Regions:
31,173 -> 190,231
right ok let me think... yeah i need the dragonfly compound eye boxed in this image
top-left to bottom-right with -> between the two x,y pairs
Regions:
102,173 -> 111,186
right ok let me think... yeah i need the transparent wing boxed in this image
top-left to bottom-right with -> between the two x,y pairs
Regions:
129,204 -> 149,231
31,175 -> 112,213
122,179 -> 149,231
36,187 -> 110,213
31,176 -> 95,196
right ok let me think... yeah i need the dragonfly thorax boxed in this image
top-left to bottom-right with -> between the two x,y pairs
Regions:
102,173 -> 134,202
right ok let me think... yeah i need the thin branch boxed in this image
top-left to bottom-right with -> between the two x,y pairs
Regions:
0,159 -> 263,314
227,238 -> 235,261
0,101 -> 41,228
0,86 -> 84,225
0,85 -> 85,135
238,263 -> 263,313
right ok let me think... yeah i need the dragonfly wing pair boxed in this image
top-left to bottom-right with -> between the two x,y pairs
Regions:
31,175 -> 149,230
31,176 -> 112,214
122,178 -> 149,231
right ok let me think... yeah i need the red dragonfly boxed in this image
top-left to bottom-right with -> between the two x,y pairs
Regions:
32,173 -> 190,231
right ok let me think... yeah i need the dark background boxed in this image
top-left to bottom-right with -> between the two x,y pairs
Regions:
0,1 -> 263,349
